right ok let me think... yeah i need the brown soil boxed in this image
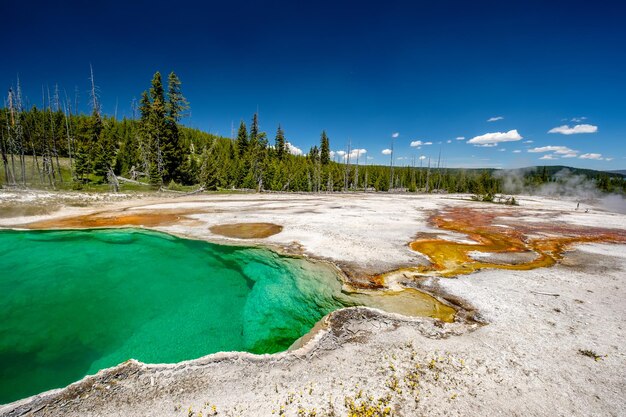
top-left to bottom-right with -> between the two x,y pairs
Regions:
209,222 -> 283,239
26,210 -> 198,229
0,202 -> 60,218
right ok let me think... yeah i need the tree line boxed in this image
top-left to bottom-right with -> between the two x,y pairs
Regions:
1,70 -> 624,194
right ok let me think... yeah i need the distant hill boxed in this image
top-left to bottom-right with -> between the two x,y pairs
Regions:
363,164 -> 624,180
607,170 -> 626,177
505,165 -> 625,179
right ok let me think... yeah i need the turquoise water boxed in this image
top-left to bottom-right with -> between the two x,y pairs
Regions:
0,229 -> 357,404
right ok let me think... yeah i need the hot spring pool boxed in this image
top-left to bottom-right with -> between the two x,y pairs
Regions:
0,228 -> 454,404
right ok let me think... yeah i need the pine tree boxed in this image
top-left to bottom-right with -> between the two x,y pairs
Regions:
162,72 -> 188,183
320,130 -> 330,165
250,112 -> 259,147
236,121 -> 248,157
114,119 -> 140,175
92,123 -> 116,181
148,161 -> 161,186
199,146 -> 219,190
254,131 -> 269,191
73,142 -> 91,182
180,150 -> 199,184
137,91 -> 153,173
138,91 -> 151,122
82,65 -> 107,181
150,71 -> 165,173
137,75 -> 164,187
148,72 -> 166,185
309,145 -> 320,162
75,105 -> 104,181
275,125 -> 286,160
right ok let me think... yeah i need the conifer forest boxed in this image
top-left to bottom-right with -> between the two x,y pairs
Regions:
1,70 -> 624,195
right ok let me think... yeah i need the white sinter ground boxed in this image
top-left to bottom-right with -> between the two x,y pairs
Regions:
1,191 -> 625,416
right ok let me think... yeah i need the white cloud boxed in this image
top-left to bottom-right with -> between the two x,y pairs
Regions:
367,156 -> 374,160
467,129 -> 522,146
382,149 -> 392,155
397,156 -> 408,160
512,150 -> 521,153
329,150 -> 336,158
487,116 -> 504,122
527,146 -> 563,153
499,148 -> 506,152
606,157 -> 614,161
418,155 -> 427,160
540,155 -> 556,160
410,140 -> 423,147
286,142 -> 303,156
476,143 -> 498,148
392,132 -> 399,138
571,117 -> 587,123
456,136 -> 465,141
353,148 -> 367,157
446,140 -> 452,143
524,140 -> 533,144
579,153 -> 604,160
548,124 -> 598,135
424,141 -> 433,145
528,146 -> 578,157
336,150 -> 346,157
343,148 -> 367,161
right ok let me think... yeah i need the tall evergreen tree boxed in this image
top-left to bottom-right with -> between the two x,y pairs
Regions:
137,90 -> 152,169
76,102 -> 104,181
275,125 -> 286,160
236,121 -> 248,157
138,90 -> 158,184
82,66 -> 112,182
114,128 -> 138,176
162,71 -> 188,183
138,91 -> 151,123
249,112 -> 259,147
73,143 -> 91,182
320,130 -> 330,165
199,146 -> 219,190
148,72 -> 166,185
309,145 -> 320,162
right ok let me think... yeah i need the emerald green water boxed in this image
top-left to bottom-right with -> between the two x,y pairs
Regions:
0,229 -> 356,404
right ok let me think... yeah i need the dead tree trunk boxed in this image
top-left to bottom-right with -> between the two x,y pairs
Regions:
15,80 -> 26,185
344,139 -> 351,192
1,122 -> 15,185
107,167 -> 119,192
63,96 -> 74,180
389,137 -> 394,191
354,150 -> 360,190
52,85 -> 63,182
327,169 -> 333,193
364,164 -> 368,192
435,148 -> 442,191
5,90 -> 18,186
425,157 -> 431,193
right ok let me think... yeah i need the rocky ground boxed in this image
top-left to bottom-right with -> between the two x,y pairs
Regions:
1,190 -> 625,416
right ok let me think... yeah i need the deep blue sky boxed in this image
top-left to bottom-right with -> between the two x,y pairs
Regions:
3,0 -> 625,169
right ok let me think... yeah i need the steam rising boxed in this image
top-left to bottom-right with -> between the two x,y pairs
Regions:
495,168 -> 626,214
